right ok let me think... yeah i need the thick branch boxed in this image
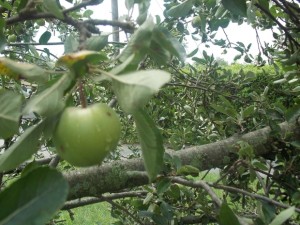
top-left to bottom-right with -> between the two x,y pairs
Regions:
62,191 -> 147,210
65,122 -> 299,200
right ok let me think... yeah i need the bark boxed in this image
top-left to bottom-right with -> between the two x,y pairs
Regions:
65,122 -> 299,200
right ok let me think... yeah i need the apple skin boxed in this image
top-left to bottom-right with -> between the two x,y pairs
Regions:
53,103 -> 121,167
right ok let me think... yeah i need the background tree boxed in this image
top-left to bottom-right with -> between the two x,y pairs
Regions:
0,0 -> 299,224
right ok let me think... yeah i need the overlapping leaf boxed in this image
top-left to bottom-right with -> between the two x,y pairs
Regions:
0,58 -> 48,83
0,122 -> 44,172
23,73 -> 72,117
167,0 -> 195,18
219,202 -> 241,225
0,167 -> 68,225
42,0 -> 64,19
118,19 -> 155,63
86,35 -> 109,51
0,90 -> 22,139
112,70 -> 171,113
132,109 -> 165,182
152,26 -> 186,62
221,0 -> 247,17
57,50 -> 107,70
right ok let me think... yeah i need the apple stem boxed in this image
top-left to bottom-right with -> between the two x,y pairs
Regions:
78,80 -> 87,108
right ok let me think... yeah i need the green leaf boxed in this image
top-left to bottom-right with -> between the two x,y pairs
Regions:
0,167 -> 68,225
17,0 -> 28,11
269,207 -> 295,225
211,104 -> 238,118
23,73 -> 73,117
0,1 -> 12,10
148,41 -> 171,65
242,105 -> 255,118
187,48 -> 198,58
291,86 -> 300,92
156,178 -> 172,195
152,26 -> 186,62
177,165 -> 200,177
221,0 -> 247,17
258,0 -> 269,11
86,35 -> 109,51
0,122 -> 44,172
0,18 -> 6,51
39,31 -> 51,44
0,90 -> 22,139
42,0 -> 64,19
0,58 -> 48,83
83,9 -> 93,18
110,54 -> 136,75
132,109 -> 164,182
219,202 -> 241,225
29,45 -> 39,58
290,141 -> 300,149
64,35 -> 79,54
257,201 -> 276,224
112,70 -> 171,114
125,0 -> 135,10
167,0 -> 195,18
118,18 -> 154,64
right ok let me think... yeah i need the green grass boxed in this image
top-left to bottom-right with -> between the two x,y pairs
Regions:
58,202 -> 116,225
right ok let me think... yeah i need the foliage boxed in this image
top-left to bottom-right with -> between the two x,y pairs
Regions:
0,0 -> 299,224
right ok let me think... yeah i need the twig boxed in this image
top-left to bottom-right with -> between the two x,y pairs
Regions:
62,191 -> 147,210
78,80 -> 87,108
8,42 -> 64,46
210,183 -> 300,213
171,177 -> 222,207
255,3 -> 300,50
49,155 -> 60,168
222,28 -> 232,48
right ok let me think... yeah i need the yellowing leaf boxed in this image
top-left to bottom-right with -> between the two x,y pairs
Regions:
0,58 -> 47,82
57,50 -> 106,67
0,60 -> 20,79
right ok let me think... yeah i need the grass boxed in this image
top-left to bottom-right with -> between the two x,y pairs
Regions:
58,202 -> 116,225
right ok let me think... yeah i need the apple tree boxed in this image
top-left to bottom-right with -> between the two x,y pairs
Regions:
0,0 -> 299,224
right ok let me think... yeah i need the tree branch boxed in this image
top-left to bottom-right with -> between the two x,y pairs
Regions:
62,191 -> 147,210
210,183 -> 300,213
65,121 -> 299,200
171,177 -> 222,207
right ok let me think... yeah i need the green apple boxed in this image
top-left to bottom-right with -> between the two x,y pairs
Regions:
53,103 -> 121,167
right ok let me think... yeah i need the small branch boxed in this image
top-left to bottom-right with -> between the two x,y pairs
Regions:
63,0 -> 105,14
255,3 -> 300,50
222,28 -> 232,48
78,80 -> 87,108
179,215 -> 217,224
3,156 -> 54,175
62,191 -> 147,210
88,19 -> 135,33
108,98 -> 117,107
8,42 -> 64,46
49,155 -> 60,168
210,183 -> 300,213
171,177 -> 222,208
